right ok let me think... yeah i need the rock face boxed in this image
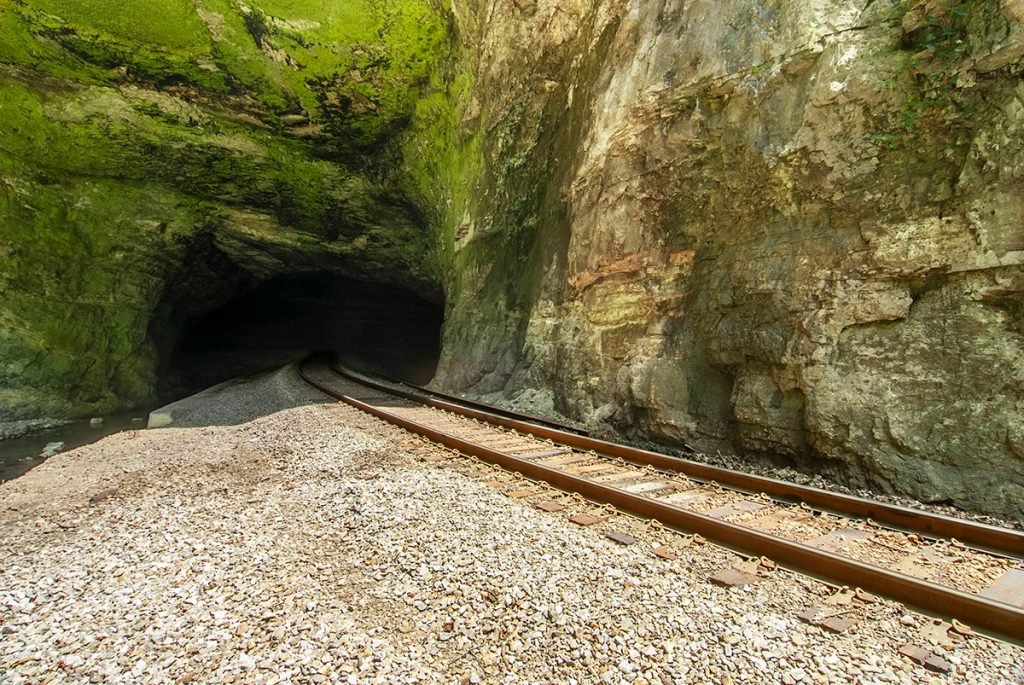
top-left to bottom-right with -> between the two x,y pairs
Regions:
0,0 -> 448,419
1,0 -> 1021,518
430,0 -> 1024,519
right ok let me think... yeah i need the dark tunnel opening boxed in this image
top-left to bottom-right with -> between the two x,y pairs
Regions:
160,272 -> 444,398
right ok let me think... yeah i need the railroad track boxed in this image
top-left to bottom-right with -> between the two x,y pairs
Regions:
297,355 -> 1024,645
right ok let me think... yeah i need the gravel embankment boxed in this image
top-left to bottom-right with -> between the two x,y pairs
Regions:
1,366 -> 1021,684
149,365 -> 325,428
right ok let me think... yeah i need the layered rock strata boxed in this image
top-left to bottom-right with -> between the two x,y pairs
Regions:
432,0 -> 1024,518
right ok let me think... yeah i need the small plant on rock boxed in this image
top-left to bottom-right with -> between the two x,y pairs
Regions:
871,0 -> 974,149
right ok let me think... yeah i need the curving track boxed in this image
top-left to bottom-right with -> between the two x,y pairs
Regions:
298,355 -> 1024,643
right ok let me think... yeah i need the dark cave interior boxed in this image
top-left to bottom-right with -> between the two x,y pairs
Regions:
159,272 -> 444,398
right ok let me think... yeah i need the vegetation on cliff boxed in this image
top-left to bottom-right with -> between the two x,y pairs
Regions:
0,0 -> 454,419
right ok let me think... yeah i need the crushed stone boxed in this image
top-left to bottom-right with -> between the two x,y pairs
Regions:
1,366 -> 1021,684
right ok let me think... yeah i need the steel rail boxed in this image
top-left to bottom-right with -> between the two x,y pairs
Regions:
339,361 -> 591,436
329,362 -> 1024,558
299,359 -> 1024,643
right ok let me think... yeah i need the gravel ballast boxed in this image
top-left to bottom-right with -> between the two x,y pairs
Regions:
480,388 -> 1022,531
1,366 -> 1021,684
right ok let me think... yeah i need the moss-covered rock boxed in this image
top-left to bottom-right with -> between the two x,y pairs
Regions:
0,0 -> 451,420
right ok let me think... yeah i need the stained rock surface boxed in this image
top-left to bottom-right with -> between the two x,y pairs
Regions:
431,0 -> 1024,519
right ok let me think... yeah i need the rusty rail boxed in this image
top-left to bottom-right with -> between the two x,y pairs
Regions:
329,362 -> 1024,559
299,358 -> 1024,643
341,361 -> 592,436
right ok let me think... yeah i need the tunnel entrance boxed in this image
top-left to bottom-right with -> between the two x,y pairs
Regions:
161,272 -> 444,397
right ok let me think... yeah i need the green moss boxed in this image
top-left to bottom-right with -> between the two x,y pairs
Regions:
0,172 -> 210,416
1,0 -> 450,150
0,75 -> 382,238
0,0 -> 453,418
0,4 -> 114,84
32,0 -> 211,50
399,59 -> 483,283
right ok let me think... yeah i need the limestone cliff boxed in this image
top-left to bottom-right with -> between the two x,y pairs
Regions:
430,0 -> 1024,518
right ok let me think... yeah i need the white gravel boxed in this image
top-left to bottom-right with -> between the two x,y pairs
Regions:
1,365 -> 1021,684
149,365 -> 326,428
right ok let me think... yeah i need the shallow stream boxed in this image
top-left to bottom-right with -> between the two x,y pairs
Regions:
0,412 -> 148,483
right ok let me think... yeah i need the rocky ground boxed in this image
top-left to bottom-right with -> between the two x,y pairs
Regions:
0,419 -> 73,442
1,366 -> 1022,684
